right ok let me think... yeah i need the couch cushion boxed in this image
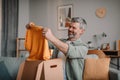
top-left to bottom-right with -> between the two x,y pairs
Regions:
0,57 -> 26,80
83,58 -> 110,80
0,61 -> 12,80
109,67 -> 120,80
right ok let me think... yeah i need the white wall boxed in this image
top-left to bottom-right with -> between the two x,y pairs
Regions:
29,0 -> 69,39
0,0 -> 2,56
18,0 -> 29,38
18,0 -> 120,50
17,0 -> 30,57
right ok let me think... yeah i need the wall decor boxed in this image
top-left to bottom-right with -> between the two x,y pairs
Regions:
95,7 -> 106,18
57,4 -> 73,30
101,43 -> 110,50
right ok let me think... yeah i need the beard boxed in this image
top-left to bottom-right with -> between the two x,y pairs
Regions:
68,34 -> 75,38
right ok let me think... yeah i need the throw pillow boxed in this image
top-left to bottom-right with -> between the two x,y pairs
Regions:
0,61 -> 12,80
83,58 -> 110,80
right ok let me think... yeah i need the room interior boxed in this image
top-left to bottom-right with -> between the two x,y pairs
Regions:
14,0 -> 120,68
0,0 -> 120,80
19,0 -> 120,52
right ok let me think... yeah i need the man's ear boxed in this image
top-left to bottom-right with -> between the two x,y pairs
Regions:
80,29 -> 85,35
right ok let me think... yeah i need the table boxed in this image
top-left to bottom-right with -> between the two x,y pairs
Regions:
102,50 -> 120,70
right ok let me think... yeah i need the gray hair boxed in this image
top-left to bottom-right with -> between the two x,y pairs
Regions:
71,17 -> 87,30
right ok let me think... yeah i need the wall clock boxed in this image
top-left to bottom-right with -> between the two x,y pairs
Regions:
95,8 -> 106,18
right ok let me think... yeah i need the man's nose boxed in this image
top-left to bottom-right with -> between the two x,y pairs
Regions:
68,27 -> 73,31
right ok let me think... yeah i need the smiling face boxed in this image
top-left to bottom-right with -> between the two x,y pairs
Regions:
68,22 -> 85,41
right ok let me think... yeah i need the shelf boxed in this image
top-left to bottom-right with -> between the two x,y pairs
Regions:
18,49 -> 26,51
16,38 -> 27,57
102,50 -> 120,57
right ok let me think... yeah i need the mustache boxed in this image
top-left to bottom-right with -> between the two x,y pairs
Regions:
68,34 -> 75,38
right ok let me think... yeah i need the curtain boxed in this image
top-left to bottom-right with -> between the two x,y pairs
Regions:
1,0 -> 19,57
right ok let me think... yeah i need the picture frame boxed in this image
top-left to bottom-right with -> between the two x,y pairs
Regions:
57,4 -> 73,30
101,43 -> 110,50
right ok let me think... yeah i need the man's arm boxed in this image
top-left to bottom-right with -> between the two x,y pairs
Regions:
42,28 -> 68,55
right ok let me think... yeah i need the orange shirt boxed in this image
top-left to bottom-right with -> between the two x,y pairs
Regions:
24,23 -> 51,60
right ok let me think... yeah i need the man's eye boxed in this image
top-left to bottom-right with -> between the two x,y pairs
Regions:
69,26 -> 72,28
73,27 -> 76,29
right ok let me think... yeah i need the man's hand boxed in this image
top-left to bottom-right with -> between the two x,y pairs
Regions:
42,27 -> 55,41
26,22 -> 35,29
42,27 -> 68,54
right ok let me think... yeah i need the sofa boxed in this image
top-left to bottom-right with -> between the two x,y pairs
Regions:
0,55 -> 120,80
0,57 -> 26,80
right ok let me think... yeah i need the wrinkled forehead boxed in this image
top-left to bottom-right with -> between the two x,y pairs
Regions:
70,22 -> 80,27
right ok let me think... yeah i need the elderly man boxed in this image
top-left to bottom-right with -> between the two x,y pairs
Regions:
42,17 -> 88,80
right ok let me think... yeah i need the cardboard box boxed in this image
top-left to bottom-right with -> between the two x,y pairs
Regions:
17,59 -> 64,80
17,60 -> 43,80
17,61 -> 25,80
35,61 -> 44,80
36,59 -> 64,80
116,40 -> 120,50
